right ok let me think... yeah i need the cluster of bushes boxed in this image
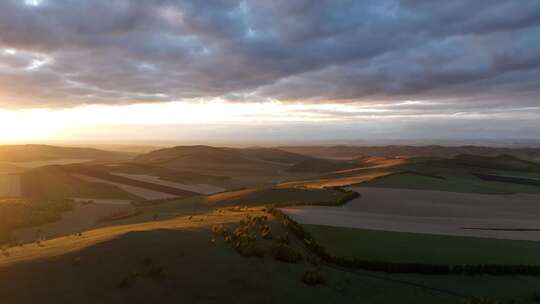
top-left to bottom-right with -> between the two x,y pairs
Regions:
301,267 -> 325,286
267,207 -> 540,276
215,214 -> 305,263
216,213 -> 330,286
214,215 -> 270,258
269,242 -> 302,263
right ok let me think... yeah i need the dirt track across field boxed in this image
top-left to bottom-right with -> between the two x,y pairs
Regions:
281,187 -> 540,241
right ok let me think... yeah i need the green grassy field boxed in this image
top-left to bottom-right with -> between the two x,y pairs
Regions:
206,187 -> 348,206
358,172 -> 540,194
491,170 -> 540,179
304,224 -> 540,265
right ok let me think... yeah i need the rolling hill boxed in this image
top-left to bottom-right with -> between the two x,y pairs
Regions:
134,145 -> 311,176
417,154 -> 540,172
281,145 -> 540,161
0,144 -> 133,162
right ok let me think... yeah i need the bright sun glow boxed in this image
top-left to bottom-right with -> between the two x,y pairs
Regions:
0,100 -> 428,143
0,101 -> 316,142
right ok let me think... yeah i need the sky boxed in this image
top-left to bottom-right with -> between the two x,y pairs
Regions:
0,0 -> 539,144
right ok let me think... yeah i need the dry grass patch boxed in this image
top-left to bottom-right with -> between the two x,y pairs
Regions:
278,171 -> 391,188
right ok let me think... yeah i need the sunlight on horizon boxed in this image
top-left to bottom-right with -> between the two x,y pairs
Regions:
0,101 -> 392,143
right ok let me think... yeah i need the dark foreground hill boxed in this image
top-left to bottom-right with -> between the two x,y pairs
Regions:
0,144 -> 133,162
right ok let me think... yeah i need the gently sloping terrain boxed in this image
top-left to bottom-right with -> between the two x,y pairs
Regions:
0,144 -> 132,162
422,154 -> 540,172
280,145 -> 540,161
134,145 -> 311,177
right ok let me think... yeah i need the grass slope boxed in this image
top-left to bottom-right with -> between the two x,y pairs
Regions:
304,224 -> 540,265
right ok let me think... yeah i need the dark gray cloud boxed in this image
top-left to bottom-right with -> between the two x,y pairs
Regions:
0,0 -> 539,113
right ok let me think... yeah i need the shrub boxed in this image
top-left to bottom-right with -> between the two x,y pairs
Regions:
307,255 -> 321,266
260,225 -> 272,239
276,234 -> 289,245
269,243 -> 301,263
235,241 -> 265,258
212,224 -> 224,235
301,268 -> 325,286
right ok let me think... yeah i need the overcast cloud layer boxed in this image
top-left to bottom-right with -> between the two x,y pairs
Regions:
0,0 -> 539,120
